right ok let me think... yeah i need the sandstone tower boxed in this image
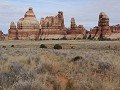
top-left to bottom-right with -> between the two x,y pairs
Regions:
8,22 -> 18,40
67,18 -> 86,39
71,18 -> 77,30
40,11 -> 66,40
91,12 -> 112,39
98,12 -> 111,38
8,7 -> 40,40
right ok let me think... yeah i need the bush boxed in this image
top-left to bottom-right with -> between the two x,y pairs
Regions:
52,38 -> 56,40
98,38 -> 111,41
11,45 -> 14,47
54,44 -> 62,49
40,44 -> 47,48
71,46 -> 74,49
2,46 -> 6,48
88,34 -> 91,39
72,56 -> 83,62
98,62 -> 111,72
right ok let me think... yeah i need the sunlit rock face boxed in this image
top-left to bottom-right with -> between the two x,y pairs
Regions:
8,22 -> 18,40
40,11 -> 67,40
110,24 -> 120,33
17,7 -> 40,40
66,18 -> 86,40
8,8 -> 120,40
90,12 -> 112,39
17,7 -> 39,30
70,18 -> 77,30
98,12 -> 111,36
8,7 -> 40,40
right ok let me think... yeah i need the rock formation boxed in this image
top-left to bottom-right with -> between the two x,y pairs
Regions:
71,18 -> 77,30
17,7 -> 40,40
8,22 -> 18,40
98,12 -> 111,38
8,8 -> 120,40
40,11 -> 64,28
8,9 -> 67,40
110,24 -> 120,33
90,12 -> 112,39
8,7 -> 40,40
40,11 -> 66,39
0,30 -> 4,40
67,18 -> 86,39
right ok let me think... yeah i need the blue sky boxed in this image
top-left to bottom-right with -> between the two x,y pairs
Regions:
0,0 -> 120,34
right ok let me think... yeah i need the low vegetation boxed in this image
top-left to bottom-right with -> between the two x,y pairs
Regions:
40,44 -> 47,48
0,40 -> 120,90
2,45 -> 6,48
11,45 -> 14,47
54,44 -> 62,49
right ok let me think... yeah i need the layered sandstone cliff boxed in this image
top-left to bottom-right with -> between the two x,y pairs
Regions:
8,7 -> 40,40
67,18 -> 86,39
110,24 -> 120,33
8,7 -> 120,40
90,12 -> 112,39
40,11 -> 66,39
17,7 -> 40,40
8,22 -> 18,40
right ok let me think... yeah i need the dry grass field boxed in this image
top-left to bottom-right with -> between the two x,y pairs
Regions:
0,40 -> 120,90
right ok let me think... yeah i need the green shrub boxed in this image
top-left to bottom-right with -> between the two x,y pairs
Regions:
2,46 -> 6,48
72,56 -> 83,62
54,44 -> 62,49
52,38 -> 56,40
71,46 -> 74,49
98,38 -> 111,41
40,44 -> 47,48
11,45 -> 14,47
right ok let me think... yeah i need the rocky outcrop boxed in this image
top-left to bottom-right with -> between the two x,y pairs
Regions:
8,7 -> 40,40
40,11 -> 64,28
67,18 -> 86,39
8,22 -> 18,40
71,18 -> 77,30
40,11 -> 66,39
110,24 -> 120,33
98,12 -> 111,38
17,7 -> 40,40
107,24 -> 120,40
8,9 -> 67,40
8,8 -> 120,40
90,12 -> 112,39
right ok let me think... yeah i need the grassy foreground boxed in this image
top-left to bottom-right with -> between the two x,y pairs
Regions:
0,40 -> 120,90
